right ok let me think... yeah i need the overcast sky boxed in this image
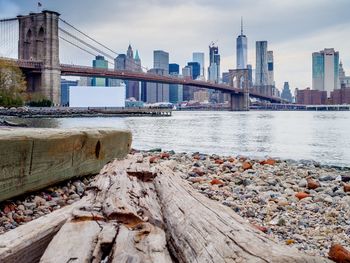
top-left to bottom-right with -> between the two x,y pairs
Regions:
1,0 -> 349,91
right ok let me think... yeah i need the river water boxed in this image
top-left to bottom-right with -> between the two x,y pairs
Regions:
22,111 -> 350,167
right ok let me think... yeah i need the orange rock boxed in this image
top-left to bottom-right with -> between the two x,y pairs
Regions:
285,239 -> 295,245
260,159 -> 276,166
307,178 -> 320,190
295,192 -> 310,200
160,152 -> 170,159
344,184 -> 350,193
228,157 -> 236,163
149,156 -> 159,163
210,179 -> 224,185
215,159 -> 224,165
242,161 -> 252,170
329,244 -> 350,263
192,167 -> 205,176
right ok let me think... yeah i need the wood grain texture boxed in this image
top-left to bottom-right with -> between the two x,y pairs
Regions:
0,201 -> 82,263
6,156 -> 332,263
154,161 -> 332,263
0,128 -> 131,201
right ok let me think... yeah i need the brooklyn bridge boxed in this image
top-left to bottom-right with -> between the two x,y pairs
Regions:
0,10 -> 284,110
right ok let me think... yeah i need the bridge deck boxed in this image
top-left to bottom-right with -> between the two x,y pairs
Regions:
0,57 -> 284,103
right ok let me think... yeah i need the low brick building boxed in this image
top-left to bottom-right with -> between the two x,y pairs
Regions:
296,88 -> 327,105
330,87 -> 350,104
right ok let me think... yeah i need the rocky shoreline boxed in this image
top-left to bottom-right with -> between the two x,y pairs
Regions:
1,150 -> 350,259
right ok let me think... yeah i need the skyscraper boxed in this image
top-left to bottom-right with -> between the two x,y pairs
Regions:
126,44 -> 140,99
187,62 -> 201,80
208,43 -> 220,83
169,63 -> 183,103
154,50 -> 169,73
267,51 -> 274,86
255,41 -> 268,86
192,52 -> 205,78
92,55 -> 108,86
281,82 -> 293,102
114,45 -> 142,99
142,50 -> 169,103
236,18 -> 247,69
312,48 -> 339,96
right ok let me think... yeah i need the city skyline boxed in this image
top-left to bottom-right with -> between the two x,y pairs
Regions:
1,0 -> 350,91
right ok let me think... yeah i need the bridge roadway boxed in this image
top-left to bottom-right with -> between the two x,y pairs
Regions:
2,57 -> 284,103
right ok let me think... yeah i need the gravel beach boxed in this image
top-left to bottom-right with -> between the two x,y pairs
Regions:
1,150 -> 350,259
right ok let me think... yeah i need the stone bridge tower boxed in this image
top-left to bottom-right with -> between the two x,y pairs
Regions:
229,69 -> 250,111
18,10 -> 61,105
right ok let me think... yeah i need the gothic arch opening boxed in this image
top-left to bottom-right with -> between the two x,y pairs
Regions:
24,29 -> 33,59
36,26 -> 45,60
239,75 -> 245,89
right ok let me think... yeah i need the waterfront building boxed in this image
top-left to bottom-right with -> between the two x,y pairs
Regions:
296,88 -> 327,105
208,44 -> 220,83
281,82 -> 293,102
169,63 -> 180,75
192,52 -> 205,78
331,87 -> 350,104
78,77 -> 91,86
92,55 -> 108,86
169,63 -> 183,103
236,18 -> 247,69
267,51 -> 274,86
154,50 -> 169,73
142,50 -> 169,103
115,54 -> 127,70
126,45 -> 140,99
194,90 -> 210,103
60,79 -> 78,106
114,45 -> 142,100
339,61 -> 350,88
182,66 -> 193,101
255,41 -> 268,86
312,48 -> 340,96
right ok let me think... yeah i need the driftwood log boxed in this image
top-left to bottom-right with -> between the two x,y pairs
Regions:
37,155 -> 332,263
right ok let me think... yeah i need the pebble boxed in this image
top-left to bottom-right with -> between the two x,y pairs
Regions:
143,151 -> 350,258
1,150 -> 350,260
0,176 -> 94,235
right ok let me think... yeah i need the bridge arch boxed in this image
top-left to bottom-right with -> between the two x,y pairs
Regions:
36,26 -> 45,60
24,29 -> 33,59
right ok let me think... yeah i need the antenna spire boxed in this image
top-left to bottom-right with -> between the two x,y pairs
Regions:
241,17 -> 243,35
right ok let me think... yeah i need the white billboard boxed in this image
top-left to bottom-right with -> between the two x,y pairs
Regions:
69,86 -> 126,107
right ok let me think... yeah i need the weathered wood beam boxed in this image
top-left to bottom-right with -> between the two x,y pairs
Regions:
0,128 -> 131,201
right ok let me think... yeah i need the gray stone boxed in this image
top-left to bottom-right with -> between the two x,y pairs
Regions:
298,179 -> 307,188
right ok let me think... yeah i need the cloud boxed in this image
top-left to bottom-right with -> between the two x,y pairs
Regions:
1,0 -> 350,89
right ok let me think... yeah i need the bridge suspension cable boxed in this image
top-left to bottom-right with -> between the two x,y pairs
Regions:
59,18 -> 117,56
59,27 -> 115,60
0,18 -> 18,59
58,18 -> 150,72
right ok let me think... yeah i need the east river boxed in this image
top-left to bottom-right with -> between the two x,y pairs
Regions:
24,111 -> 350,167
